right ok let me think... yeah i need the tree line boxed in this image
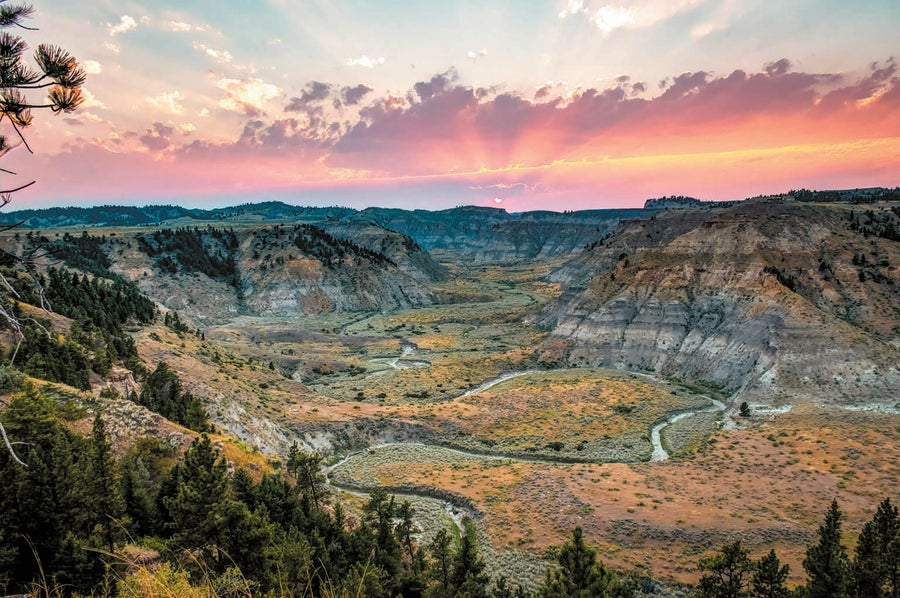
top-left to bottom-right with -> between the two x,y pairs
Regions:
697,497 -> 899,597
7,267 -> 156,387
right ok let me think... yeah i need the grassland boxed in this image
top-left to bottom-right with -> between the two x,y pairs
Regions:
328,405 -> 899,587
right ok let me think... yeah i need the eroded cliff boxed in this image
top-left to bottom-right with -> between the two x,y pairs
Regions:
537,201 -> 900,404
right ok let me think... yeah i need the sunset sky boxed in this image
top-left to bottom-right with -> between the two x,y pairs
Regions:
3,0 -> 899,211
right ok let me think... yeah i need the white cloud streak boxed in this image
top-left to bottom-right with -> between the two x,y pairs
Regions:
346,55 -> 385,68
559,1 -> 705,34
193,42 -> 233,64
107,15 -> 136,36
80,88 -> 108,109
216,78 -> 281,115
82,60 -> 102,75
146,90 -> 185,114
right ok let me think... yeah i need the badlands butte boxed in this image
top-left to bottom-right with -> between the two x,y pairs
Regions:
2,191 -> 898,588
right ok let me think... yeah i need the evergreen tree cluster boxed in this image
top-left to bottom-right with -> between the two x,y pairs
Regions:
138,227 -> 239,287
0,391 -> 124,595
43,268 -> 157,341
848,209 -> 900,242
789,188 -> 900,204
12,267 -> 156,378
15,316 -> 91,389
163,310 -> 193,335
291,223 -> 395,269
136,362 -> 211,433
697,497 -> 900,598
45,231 -> 115,279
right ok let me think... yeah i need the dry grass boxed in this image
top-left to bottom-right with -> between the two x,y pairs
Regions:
329,404 -> 899,587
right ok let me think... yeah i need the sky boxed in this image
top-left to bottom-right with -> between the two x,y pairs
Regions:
2,0 -> 899,212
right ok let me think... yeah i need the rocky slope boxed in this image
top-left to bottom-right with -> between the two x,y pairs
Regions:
239,223 -> 437,316
98,223 -> 443,323
536,200 -> 900,405
319,220 -> 447,282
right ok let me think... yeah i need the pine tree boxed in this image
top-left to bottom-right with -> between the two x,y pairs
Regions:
427,527 -> 454,593
256,472 -> 300,529
84,412 -> 126,553
164,434 -> 228,548
697,540 -> 753,598
363,488 -> 401,580
138,362 -> 210,432
287,444 -> 327,511
752,549 -> 790,598
541,526 -> 630,598
451,518 -> 489,598
804,498 -> 850,598
232,467 -> 257,509
851,498 -> 900,598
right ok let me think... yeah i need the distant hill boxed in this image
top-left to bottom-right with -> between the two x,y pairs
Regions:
353,205 -> 647,262
4,188 -> 897,263
643,195 -> 702,209
0,202 -> 355,228
0,204 -> 205,227
0,201 -> 645,262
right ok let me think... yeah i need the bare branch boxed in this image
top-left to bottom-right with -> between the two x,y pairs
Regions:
0,221 -> 26,233
7,116 -> 33,153
0,179 -> 35,194
0,270 -> 22,297
0,419 -> 27,467
0,302 -> 24,365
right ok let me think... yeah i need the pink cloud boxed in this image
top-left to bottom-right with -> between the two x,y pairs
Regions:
8,58 -> 899,210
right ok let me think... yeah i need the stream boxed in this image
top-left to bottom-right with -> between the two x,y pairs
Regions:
458,370 -> 539,397
649,397 -> 726,461
366,342 -> 431,378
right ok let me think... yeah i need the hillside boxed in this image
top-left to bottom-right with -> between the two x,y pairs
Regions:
22,223 -> 446,323
536,200 -> 900,406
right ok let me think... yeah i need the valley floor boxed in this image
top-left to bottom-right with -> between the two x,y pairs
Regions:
136,261 -> 900,588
